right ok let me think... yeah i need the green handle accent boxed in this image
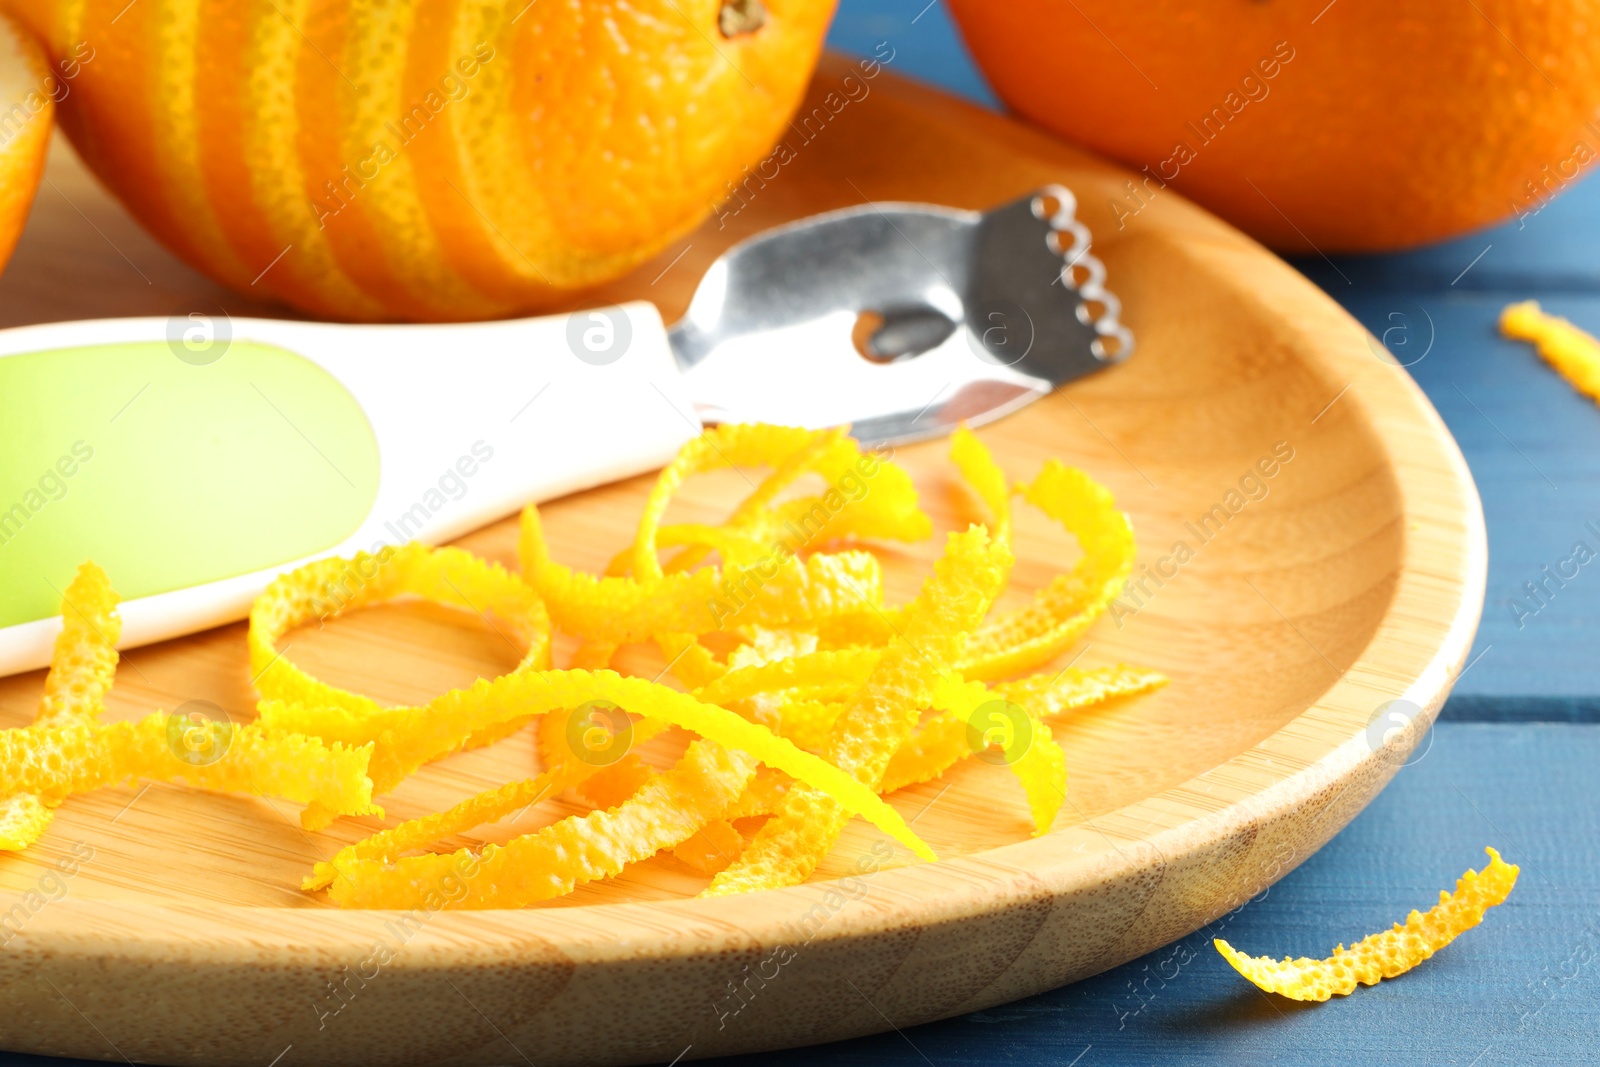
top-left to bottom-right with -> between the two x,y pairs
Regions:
0,340 -> 379,629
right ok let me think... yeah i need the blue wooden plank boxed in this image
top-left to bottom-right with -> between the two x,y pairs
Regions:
1290,172 -> 1600,296
1335,293 -> 1600,702
687,723 -> 1600,1066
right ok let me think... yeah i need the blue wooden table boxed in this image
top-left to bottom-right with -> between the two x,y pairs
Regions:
6,6 -> 1596,1067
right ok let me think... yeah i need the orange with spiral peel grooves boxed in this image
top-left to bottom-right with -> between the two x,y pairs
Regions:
4,0 -> 840,320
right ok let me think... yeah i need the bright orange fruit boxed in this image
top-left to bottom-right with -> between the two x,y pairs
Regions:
0,10 -> 53,276
950,0 -> 1600,252
6,0 -> 836,321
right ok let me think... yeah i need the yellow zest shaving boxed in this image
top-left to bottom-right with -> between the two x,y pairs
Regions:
1501,300 -> 1600,404
37,561 -> 121,729
1216,848 -> 1519,1001
959,461 -> 1135,680
0,714 -> 374,815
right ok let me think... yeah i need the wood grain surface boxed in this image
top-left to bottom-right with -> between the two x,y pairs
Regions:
0,54 -> 1485,1067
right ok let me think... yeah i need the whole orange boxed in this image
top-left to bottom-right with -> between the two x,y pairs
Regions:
0,10 -> 54,275
6,0 -> 836,321
949,0 -> 1600,252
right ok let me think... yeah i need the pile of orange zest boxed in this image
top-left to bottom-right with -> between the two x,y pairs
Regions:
1500,300 -> 1600,404
326,741 -> 757,909
551,423 -> 927,690
8,425 -> 1169,909
0,715 -> 374,816
1216,847 -> 1519,1001
2,562 -> 122,849
705,526 -> 1011,896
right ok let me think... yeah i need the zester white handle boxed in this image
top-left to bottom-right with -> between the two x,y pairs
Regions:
0,302 -> 698,674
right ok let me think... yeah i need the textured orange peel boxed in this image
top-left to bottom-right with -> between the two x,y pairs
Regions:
1501,300 -> 1600,405
2,562 -> 123,850
1215,848 -> 1519,1001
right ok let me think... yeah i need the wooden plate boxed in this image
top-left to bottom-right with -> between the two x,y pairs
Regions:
0,55 -> 1484,1067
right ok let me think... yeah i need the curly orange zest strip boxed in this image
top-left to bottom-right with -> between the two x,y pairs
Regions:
248,544 -> 553,827
996,664 -> 1169,716
706,527 -> 1010,895
959,461 -> 1135,680
1501,300 -> 1600,404
249,543 -> 550,719
327,741 -> 756,909
950,425 -> 1012,545
1216,848 -> 1519,1001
